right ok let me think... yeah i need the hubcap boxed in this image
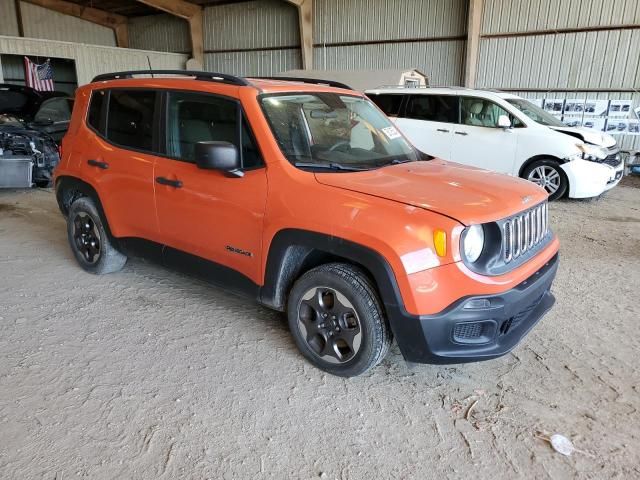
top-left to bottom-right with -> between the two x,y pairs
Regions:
72,212 -> 101,264
528,165 -> 561,194
297,287 -> 362,364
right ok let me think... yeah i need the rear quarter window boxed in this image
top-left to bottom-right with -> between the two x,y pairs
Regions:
87,90 -> 105,132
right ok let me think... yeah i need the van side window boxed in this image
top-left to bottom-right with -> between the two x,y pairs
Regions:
166,91 -> 262,168
368,94 -> 404,116
87,90 -> 105,132
106,90 -> 156,151
406,95 -> 458,123
460,97 -> 511,128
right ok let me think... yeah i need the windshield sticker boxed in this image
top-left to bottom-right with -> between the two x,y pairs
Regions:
381,126 -> 402,140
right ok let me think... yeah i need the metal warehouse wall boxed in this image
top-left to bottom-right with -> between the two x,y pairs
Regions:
313,0 -> 467,85
0,0 -> 19,37
203,0 -> 301,75
19,1 -> 116,46
477,0 -> 640,150
129,14 -> 191,54
0,35 -> 187,85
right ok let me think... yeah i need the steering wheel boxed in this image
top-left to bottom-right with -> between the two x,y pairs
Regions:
328,140 -> 351,152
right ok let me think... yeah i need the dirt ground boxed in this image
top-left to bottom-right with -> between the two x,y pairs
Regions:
0,181 -> 639,480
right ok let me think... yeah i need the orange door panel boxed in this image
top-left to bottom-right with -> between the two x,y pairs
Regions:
153,159 -> 268,284
80,133 -> 158,241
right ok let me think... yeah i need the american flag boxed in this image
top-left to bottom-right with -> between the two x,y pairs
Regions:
24,57 -> 55,92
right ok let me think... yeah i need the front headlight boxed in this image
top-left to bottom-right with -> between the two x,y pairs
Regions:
463,225 -> 485,263
577,143 -> 608,161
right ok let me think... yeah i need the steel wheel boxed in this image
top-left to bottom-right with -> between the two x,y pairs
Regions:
528,165 -> 561,195
296,286 -> 362,364
72,212 -> 101,264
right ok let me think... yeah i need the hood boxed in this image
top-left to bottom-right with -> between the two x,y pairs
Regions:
314,160 -> 548,225
550,126 -> 616,148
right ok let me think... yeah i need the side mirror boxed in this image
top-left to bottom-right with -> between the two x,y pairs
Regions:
497,115 -> 512,129
194,141 -> 243,177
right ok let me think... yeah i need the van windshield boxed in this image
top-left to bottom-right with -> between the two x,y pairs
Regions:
260,93 -> 420,170
506,98 -> 564,127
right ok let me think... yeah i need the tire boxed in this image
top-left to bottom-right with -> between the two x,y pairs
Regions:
522,159 -> 568,201
66,196 -> 127,274
286,263 -> 392,377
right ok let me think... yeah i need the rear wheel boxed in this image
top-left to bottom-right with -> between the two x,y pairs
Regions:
522,159 -> 568,200
66,196 -> 127,274
287,263 -> 392,377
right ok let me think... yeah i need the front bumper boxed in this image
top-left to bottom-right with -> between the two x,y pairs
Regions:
562,158 -> 623,198
392,253 -> 559,364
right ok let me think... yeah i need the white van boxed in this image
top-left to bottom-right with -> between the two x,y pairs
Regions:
366,87 -> 623,200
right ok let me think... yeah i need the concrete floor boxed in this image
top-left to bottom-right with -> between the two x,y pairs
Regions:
0,181 -> 639,479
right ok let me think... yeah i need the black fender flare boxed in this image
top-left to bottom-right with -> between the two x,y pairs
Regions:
260,229 -> 406,319
55,175 -> 116,242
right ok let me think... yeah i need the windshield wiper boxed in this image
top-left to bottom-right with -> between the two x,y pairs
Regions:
294,161 -> 368,171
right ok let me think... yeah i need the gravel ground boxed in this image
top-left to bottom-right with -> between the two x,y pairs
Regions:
0,182 -> 639,479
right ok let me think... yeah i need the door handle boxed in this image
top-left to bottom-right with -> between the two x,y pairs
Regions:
156,177 -> 183,188
87,159 -> 109,169
454,131 -> 468,136
436,128 -> 450,133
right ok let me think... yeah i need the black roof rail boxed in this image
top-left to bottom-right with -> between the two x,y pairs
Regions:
91,70 -> 250,86
252,76 -> 353,90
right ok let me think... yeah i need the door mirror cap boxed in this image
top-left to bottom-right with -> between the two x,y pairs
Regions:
195,141 -> 243,177
498,115 -> 512,129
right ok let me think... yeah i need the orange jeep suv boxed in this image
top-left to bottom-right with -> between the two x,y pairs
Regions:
54,71 -> 560,377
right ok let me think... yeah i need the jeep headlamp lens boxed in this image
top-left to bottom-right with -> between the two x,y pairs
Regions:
463,225 -> 485,263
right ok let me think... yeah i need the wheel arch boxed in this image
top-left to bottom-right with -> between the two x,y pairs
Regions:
55,175 -> 116,241
260,229 -> 403,316
518,154 -> 566,178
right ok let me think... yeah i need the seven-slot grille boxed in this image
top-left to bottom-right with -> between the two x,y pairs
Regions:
503,202 -> 548,263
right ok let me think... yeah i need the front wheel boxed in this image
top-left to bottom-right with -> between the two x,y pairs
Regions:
522,159 -> 568,201
287,263 -> 392,377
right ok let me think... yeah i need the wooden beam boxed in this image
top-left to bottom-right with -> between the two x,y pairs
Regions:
14,0 -> 24,37
114,23 -> 129,49
136,0 -> 204,68
285,0 -> 313,70
464,0 -> 484,88
135,0 -> 200,19
20,0 -> 129,47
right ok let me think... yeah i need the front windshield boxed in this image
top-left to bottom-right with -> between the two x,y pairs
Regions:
261,93 -> 419,169
506,98 -> 564,127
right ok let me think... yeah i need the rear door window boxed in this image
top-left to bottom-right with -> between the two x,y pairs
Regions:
405,95 -> 459,123
106,90 -> 156,151
368,93 -> 404,116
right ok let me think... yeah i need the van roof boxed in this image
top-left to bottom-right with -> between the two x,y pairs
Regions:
364,86 -> 522,101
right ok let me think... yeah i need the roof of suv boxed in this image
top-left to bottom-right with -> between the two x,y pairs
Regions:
365,86 -> 522,102
88,70 -> 358,96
